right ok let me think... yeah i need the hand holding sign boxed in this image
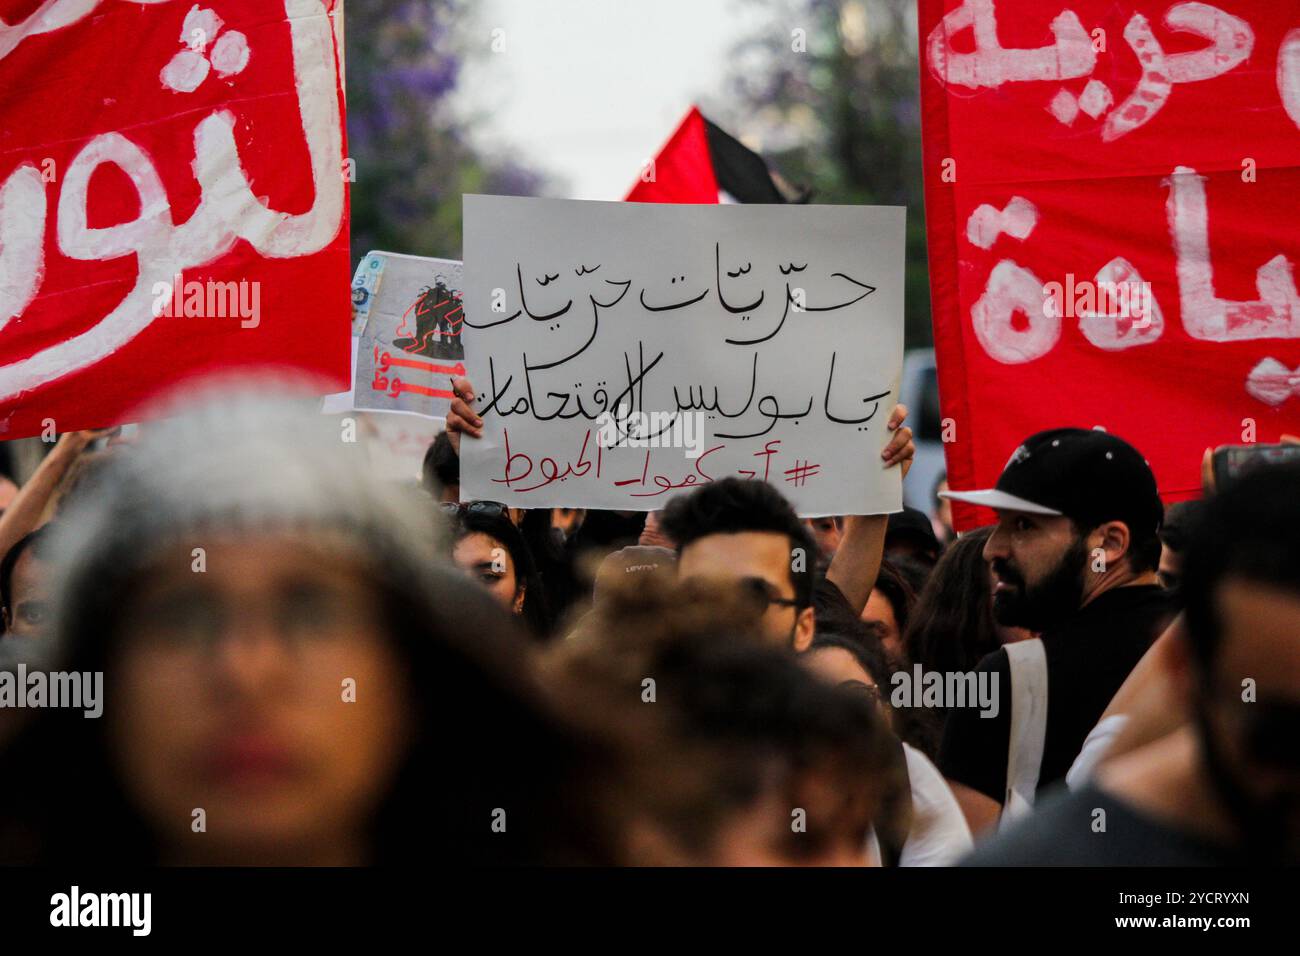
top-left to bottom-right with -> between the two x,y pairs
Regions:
457,196 -> 907,516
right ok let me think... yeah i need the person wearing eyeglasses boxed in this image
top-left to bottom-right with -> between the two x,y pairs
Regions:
0,389 -> 600,866
445,375 -> 915,647
661,478 -> 820,649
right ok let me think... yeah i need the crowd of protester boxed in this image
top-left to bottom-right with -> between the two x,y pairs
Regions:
0,375 -> 1295,866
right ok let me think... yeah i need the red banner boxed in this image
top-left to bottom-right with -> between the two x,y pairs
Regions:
0,0 -> 350,438
919,0 -> 1300,528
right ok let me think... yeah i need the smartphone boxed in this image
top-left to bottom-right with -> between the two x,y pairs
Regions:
1212,442 -> 1300,490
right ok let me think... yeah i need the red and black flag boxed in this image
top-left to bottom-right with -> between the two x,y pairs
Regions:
625,106 -> 807,204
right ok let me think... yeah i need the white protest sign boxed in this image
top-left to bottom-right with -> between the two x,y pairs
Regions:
353,252 -> 466,418
460,196 -> 905,516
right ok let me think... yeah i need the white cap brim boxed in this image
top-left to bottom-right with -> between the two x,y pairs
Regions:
939,489 -> 1064,516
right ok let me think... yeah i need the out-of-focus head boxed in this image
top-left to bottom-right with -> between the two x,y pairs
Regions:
945,429 -> 1163,631
549,579 -> 900,867
421,430 -> 460,504
5,381 -> 598,866
800,631 -> 914,858
661,477 -> 817,650
593,545 -> 676,607
804,633 -> 891,723
804,515 -> 843,565
861,561 -> 915,664
0,526 -> 59,756
1158,499 -> 1204,595
884,506 -> 942,569
1179,463 -> 1300,861
551,507 -> 586,539
638,509 -> 676,550
1,526 -> 56,646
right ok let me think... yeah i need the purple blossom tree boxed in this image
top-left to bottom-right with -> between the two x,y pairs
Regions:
346,0 -> 547,262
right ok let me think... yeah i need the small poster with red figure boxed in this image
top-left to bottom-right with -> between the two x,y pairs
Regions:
353,252 -> 467,418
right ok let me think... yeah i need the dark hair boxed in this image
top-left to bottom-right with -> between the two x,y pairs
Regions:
810,577 -> 941,759
0,526 -> 53,634
889,555 -> 933,597
652,635 -> 904,858
548,578 -> 903,860
421,431 -> 459,495
870,560 -> 916,639
1128,522 -> 1164,574
813,576 -> 875,641
451,507 -> 553,639
519,508 -> 581,624
0,562 -> 610,865
1181,464 -> 1300,674
809,631 -> 891,690
1159,499 -> 1204,553
660,477 -> 816,609
904,526 -> 1001,677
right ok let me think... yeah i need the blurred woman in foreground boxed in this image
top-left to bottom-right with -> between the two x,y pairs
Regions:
0,384 -> 605,866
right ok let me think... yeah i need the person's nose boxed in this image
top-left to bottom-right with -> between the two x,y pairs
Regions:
984,524 -> 1011,563
210,608 -> 293,695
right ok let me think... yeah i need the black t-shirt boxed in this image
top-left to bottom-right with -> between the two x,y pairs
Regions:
939,585 -> 1173,804
963,783 -> 1250,865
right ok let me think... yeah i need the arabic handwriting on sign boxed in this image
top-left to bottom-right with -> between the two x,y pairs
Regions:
0,0 -> 346,401
713,391 -> 815,441
736,440 -> 783,482
460,195 -> 906,513
639,274 -> 711,312
623,444 -> 725,498
492,427 -> 601,494
715,243 -> 765,315
722,258 -> 876,346
481,343 -> 666,424
519,263 -> 573,321
823,352 -> 892,426
674,352 -> 759,419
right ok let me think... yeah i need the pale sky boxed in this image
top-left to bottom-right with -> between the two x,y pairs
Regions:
453,0 -> 772,200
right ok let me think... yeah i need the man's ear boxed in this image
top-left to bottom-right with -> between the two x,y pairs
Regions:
513,583 -> 526,616
1,607 -> 9,633
792,605 -> 816,652
1090,521 -> 1131,572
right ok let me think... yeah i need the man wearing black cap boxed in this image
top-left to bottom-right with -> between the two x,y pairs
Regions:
968,462 -> 1300,865
937,428 -> 1175,834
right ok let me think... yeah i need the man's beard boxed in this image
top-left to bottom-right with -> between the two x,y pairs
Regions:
990,536 -> 1088,631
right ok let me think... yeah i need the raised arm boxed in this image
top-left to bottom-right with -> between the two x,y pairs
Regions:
0,430 -> 106,559
826,404 -> 914,615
